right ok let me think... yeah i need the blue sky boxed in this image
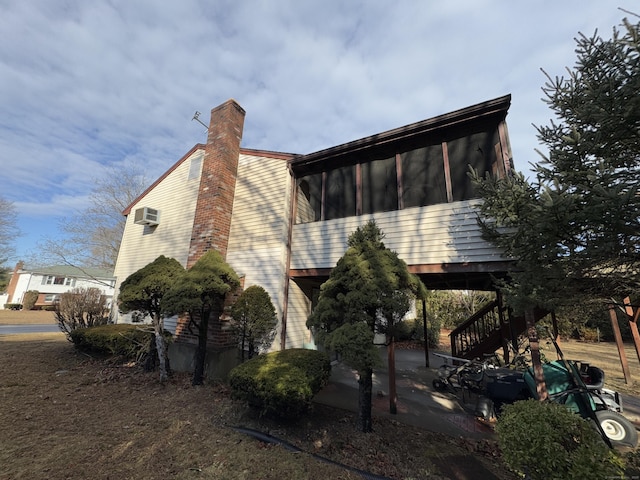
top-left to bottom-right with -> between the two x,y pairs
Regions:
0,1 -> 632,265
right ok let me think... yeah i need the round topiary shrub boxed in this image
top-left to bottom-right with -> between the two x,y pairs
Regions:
495,399 -> 624,480
229,348 -> 331,419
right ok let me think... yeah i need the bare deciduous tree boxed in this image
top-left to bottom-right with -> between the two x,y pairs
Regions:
0,195 -> 20,291
40,164 -> 148,270
0,195 -> 19,260
55,287 -> 110,340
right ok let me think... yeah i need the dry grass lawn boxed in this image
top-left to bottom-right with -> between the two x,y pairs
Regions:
0,330 -> 519,480
537,337 -> 640,397
2,311 -> 640,479
0,309 -> 56,325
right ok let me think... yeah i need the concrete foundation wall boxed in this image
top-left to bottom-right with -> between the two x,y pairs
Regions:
168,342 -> 240,381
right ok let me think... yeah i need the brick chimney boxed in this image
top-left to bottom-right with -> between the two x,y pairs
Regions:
187,99 -> 245,267
5,261 -> 24,303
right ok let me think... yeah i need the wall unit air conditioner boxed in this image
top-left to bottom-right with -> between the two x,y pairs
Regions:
134,207 -> 160,226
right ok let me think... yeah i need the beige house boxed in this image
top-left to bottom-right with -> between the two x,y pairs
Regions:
113,96 -> 514,375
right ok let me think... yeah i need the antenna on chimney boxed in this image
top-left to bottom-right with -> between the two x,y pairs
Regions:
192,111 -> 208,130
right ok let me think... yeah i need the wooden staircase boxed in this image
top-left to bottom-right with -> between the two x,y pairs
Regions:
449,297 -> 549,361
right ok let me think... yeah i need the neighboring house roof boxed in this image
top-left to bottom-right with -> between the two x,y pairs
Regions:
25,265 -> 115,279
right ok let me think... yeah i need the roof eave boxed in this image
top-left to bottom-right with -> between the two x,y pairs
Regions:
289,94 -> 511,172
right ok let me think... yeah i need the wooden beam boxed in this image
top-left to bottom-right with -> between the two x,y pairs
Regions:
388,336 -> 397,415
422,299 -> 430,368
609,305 -> 631,384
624,296 -> 640,365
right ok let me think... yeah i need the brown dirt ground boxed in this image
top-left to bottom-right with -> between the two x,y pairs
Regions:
2,315 -> 640,479
0,331 -> 518,480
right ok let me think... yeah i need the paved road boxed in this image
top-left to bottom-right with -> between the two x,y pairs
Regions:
0,324 -> 62,335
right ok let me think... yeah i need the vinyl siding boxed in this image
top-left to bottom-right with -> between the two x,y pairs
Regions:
284,281 -> 313,349
113,149 -> 204,313
285,200 -> 505,348
226,153 -> 292,350
290,200 -> 506,270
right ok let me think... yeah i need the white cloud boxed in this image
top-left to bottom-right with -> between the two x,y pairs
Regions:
0,0 -> 633,260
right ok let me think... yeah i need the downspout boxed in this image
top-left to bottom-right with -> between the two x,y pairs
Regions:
280,163 -> 297,350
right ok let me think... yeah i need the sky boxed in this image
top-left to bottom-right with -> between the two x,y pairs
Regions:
0,1 -> 634,265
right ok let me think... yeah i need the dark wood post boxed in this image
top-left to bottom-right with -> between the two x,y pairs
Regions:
609,304 -> 631,384
388,335 -> 397,414
623,296 -> 640,365
422,299 -> 429,368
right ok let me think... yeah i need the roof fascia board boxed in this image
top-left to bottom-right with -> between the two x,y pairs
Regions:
289,94 -> 511,171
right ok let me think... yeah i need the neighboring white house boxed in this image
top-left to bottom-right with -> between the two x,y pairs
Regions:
4,262 -> 116,309
112,96 -> 514,372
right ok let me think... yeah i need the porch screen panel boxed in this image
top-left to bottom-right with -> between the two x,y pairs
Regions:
400,145 -> 447,208
361,156 -> 398,214
325,165 -> 356,220
296,174 -> 322,223
447,129 -> 499,201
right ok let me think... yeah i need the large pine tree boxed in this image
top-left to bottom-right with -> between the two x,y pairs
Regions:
473,16 -> 640,314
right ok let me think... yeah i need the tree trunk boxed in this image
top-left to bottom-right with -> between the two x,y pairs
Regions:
526,308 -> 548,401
192,311 -> 210,386
153,330 -> 168,382
357,367 -> 373,433
153,314 -> 169,383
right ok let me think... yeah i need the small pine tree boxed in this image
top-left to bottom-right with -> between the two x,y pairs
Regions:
307,220 -> 425,432
118,255 -> 185,382
162,250 -> 240,386
230,285 -> 277,361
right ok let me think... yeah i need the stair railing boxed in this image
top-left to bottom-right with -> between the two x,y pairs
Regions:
450,299 -> 502,358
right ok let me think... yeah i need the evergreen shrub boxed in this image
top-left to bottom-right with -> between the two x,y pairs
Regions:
496,399 -> 623,480
395,317 -> 441,348
4,303 -> 22,310
70,324 -> 162,360
229,348 -> 331,418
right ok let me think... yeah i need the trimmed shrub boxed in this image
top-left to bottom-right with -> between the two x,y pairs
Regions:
4,303 -> 22,310
229,348 -> 331,419
70,324 -> 168,361
496,399 -> 623,480
394,316 -> 441,348
393,319 -> 414,341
